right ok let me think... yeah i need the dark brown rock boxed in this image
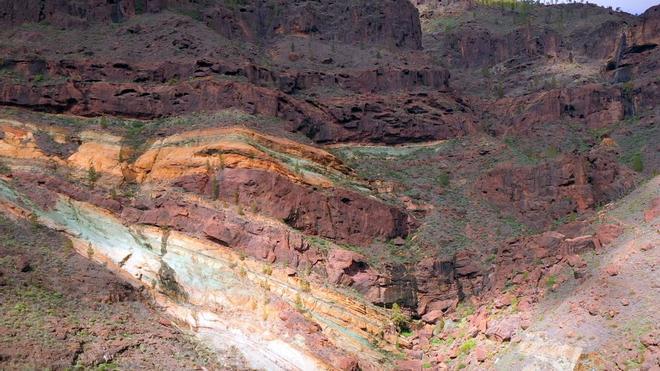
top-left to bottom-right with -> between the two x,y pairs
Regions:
0,0 -> 422,50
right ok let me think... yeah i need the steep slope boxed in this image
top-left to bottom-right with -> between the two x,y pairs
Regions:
0,215 -> 241,370
496,176 -> 659,370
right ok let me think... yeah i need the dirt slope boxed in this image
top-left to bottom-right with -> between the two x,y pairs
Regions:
0,215 -> 247,370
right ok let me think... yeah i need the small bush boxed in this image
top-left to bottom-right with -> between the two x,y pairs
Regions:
259,280 -> 270,291
294,293 -> 304,312
631,153 -> 644,172
459,338 -> 477,354
456,301 -> 475,317
218,155 -> 225,169
545,146 -> 560,158
0,161 -> 10,175
436,172 -> 450,187
28,213 -> 41,230
87,164 -> 100,188
32,73 -> 45,84
545,275 -> 557,288
300,279 -> 311,292
390,303 -> 411,333
210,176 -> 219,200
99,116 -> 109,129
135,0 -> 145,13
262,265 -> 273,276
495,82 -> 504,99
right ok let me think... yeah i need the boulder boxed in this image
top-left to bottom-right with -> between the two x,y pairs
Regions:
485,316 -> 521,342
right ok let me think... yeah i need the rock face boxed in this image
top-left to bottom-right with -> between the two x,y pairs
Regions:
0,0 -> 138,26
0,59 -> 465,144
0,0 -> 422,49
488,85 -> 625,134
441,25 -> 562,68
202,0 -> 422,49
491,230 -> 603,293
325,249 -> 415,306
199,168 -> 412,246
0,181 -> 384,369
476,149 -> 636,227
413,250 -> 485,315
0,122 -> 420,310
426,4 -> 636,69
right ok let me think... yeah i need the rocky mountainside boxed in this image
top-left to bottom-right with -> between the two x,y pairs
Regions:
0,0 -> 658,370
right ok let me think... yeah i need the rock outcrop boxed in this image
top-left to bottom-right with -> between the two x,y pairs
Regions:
0,59 -> 470,144
201,0 -> 423,49
0,0 -> 422,49
476,148 -> 636,228
487,84 -> 625,135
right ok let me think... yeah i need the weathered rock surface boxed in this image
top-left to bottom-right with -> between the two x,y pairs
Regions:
0,72 -> 470,144
476,148 -> 636,227
0,0 -> 422,49
201,0 -> 423,49
488,84 -> 625,134
198,168 -> 412,246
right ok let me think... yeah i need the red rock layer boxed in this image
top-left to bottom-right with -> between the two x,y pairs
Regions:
174,168 -> 413,246
476,148 -> 636,228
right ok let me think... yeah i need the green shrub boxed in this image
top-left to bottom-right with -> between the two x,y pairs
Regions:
87,164 -> 100,188
459,338 -> 477,354
495,82 -> 504,99
631,153 -> 644,172
294,293 -> 304,312
32,73 -> 45,84
545,275 -> 557,288
545,146 -> 560,158
390,303 -> 411,333
135,0 -> 146,13
456,301 -> 475,317
210,176 -> 219,200
436,171 -> 450,187
300,279 -> 311,292
98,116 -> 109,129
0,161 -> 10,175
